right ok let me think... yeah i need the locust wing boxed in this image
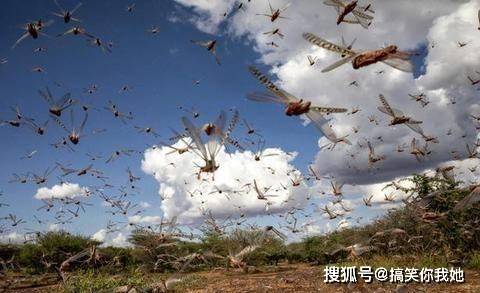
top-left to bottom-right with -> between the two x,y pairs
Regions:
304,110 -> 340,143
52,116 -> 70,133
12,32 -> 30,49
358,4 -> 375,13
79,112 -> 88,133
321,55 -> 356,72
247,66 -> 293,104
352,9 -> 373,20
410,138 -> 417,149
310,106 -> 348,113
280,3 -> 291,12
454,186 -> 480,211
56,93 -> 76,111
190,40 -> 211,48
377,94 -> 395,117
71,2 -> 83,14
405,123 -> 424,135
268,0 -> 274,14
39,88 -> 54,105
307,55 -> 316,65
247,92 -> 289,105
234,245 -> 259,260
367,141 -> 374,153
323,0 -> 345,8
253,179 -> 262,195
381,58 -> 413,73
207,111 -> 226,157
209,46 -> 221,65
351,9 -> 373,28
341,36 -> 357,50
267,226 -> 287,242
303,33 -> 356,57
226,109 -> 239,137
248,66 -> 286,97
53,0 -> 65,11
214,110 -> 227,134
182,117 -> 208,161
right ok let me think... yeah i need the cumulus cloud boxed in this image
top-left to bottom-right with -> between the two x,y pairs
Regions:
92,229 -> 130,247
34,182 -> 89,200
91,229 -> 107,242
174,0 -> 480,187
173,0 -> 237,33
142,139 -> 309,224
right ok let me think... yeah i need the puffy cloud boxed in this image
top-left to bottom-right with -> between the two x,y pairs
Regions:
148,1 -> 480,240
173,0 -> 237,34
48,223 -> 61,231
110,233 -> 129,247
91,229 -> 107,242
128,215 -> 162,224
91,229 -> 130,247
142,139 -> 309,224
34,182 -> 89,200
355,179 -> 414,203
174,0 -> 480,186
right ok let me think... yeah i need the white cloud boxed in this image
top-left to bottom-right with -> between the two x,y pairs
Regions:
173,0 -> 237,34
48,223 -> 61,231
91,229 -> 131,247
128,215 -> 162,224
0,232 -> 25,244
34,182 -> 89,200
111,233 -> 129,247
139,201 -> 152,208
142,139 -> 309,224
151,1 -> 480,238
91,229 -> 107,242
173,0 -> 480,187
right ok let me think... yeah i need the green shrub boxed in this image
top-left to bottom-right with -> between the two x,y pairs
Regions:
467,251 -> 480,269
3,231 -> 100,274
17,243 -> 44,274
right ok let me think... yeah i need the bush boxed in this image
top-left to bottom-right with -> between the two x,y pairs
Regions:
244,239 -> 286,266
2,173 -> 479,279
2,231 -> 100,274
37,231 -> 99,271
98,246 -> 136,273
17,243 -> 44,274
128,229 -> 200,272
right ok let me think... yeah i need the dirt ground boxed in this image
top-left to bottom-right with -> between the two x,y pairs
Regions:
1,264 -> 479,292
183,264 -> 480,293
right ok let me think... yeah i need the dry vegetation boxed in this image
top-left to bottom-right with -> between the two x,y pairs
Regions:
1,174 -> 479,292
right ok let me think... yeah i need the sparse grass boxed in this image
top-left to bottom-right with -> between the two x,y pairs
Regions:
61,270 -> 151,292
468,252 -> 480,269
415,255 -> 449,268
170,274 -> 207,291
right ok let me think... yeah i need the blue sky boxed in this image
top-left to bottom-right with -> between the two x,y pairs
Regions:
0,0 -> 322,237
1,0 -> 476,244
